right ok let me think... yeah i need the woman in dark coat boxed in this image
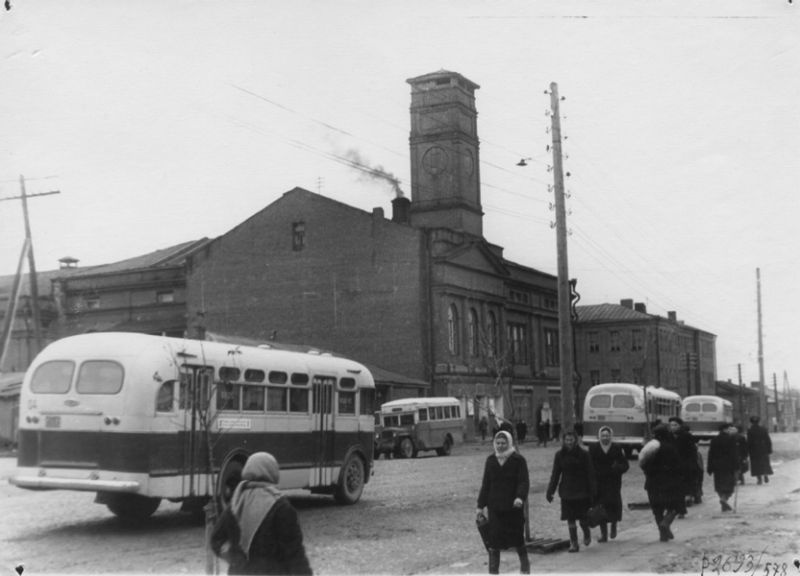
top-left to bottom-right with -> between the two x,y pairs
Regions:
476,431 -> 530,574
747,416 -> 773,484
546,430 -> 597,552
707,424 -> 740,512
588,426 -> 629,542
668,417 -> 700,512
638,424 -> 683,542
211,452 -> 313,575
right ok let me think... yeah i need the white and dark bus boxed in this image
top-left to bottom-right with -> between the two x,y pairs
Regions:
681,395 -> 734,441
375,397 -> 465,458
11,332 -> 375,519
582,383 -> 682,458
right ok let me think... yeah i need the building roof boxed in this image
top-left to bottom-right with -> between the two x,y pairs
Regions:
576,303 -> 652,323
0,239 -> 209,297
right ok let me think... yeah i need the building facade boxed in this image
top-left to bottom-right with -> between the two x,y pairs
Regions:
574,299 -> 717,416
185,70 -> 562,431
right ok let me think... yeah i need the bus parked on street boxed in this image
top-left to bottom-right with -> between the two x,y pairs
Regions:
681,395 -> 733,441
582,382 -> 682,458
375,397 -> 465,458
11,332 -> 375,519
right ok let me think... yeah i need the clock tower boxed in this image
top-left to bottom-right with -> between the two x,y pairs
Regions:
407,71 -> 483,236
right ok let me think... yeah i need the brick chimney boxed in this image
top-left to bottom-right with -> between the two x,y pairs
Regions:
391,196 -> 411,224
668,311 -> 677,322
634,302 -> 647,313
620,299 -> 634,309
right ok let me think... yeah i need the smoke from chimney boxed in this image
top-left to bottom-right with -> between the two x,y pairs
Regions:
343,148 -> 405,198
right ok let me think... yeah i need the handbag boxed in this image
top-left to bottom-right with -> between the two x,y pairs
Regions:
475,511 -> 490,551
586,503 -> 609,528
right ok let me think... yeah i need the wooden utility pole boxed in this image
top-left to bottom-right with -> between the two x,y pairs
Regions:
0,175 -> 61,360
548,82 -> 575,433
772,372 -> 780,431
756,268 -> 767,423
737,363 -> 745,425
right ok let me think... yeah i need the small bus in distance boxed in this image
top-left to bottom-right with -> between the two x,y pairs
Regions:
582,383 -> 682,458
681,395 -> 734,441
375,397 -> 465,458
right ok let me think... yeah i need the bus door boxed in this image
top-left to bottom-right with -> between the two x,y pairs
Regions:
179,365 -> 214,497
311,376 -> 335,487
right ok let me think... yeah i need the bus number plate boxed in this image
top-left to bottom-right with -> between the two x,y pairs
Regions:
45,415 -> 61,428
597,415 -> 605,421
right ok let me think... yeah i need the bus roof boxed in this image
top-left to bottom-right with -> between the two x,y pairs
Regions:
682,395 -> 732,406
380,397 -> 459,411
30,332 -> 375,387
587,383 -> 681,400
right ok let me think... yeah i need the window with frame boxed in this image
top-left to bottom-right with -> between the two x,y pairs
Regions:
337,377 -> 356,415
292,221 -> 306,251
242,385 -> 265,411
447,304 -> 460,355
610,331 -> 621,353
467,308 -> 479,357
631,329 -> 643,352
216,382 -> 241,411
267,387 -> 287,412
31,361 -> 75,394
508,322 -> 529,364
156,380 -> 176,412
588,331 -> 599,353
289,388 -> 309,413
486,311 -> 498,356
156,290 -> 175,304
77,361 -> 124,394
418,408 -> 428,421
359,388 -> 375,416
610,368 -> 621,381
544,328 -> 559,366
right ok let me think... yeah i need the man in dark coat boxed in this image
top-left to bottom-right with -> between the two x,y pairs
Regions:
707,424 -> 740,512
476,431 -> 530,574
588,426 -> 629,542
639,424 -> 683,542
546,430 -> 597,552
732,423 -> 749,485
669,416 -> 701,512
747,416 -> 773,484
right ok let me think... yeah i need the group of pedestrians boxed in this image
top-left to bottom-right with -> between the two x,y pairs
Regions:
476,414 -> 775,574
205,416 -> 774,576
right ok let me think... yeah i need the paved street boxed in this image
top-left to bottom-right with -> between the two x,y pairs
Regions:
1,433 -> 798,574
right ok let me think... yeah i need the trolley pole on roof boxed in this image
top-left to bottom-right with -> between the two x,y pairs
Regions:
547,82 -> 576,434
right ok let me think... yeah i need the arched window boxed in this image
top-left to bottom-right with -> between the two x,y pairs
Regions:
486,311 -> 498,357
447,304 -> 460,355
467,308 -> 479,357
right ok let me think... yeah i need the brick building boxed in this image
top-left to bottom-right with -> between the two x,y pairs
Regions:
185,70 -> 562,429
574,299 -> 717,416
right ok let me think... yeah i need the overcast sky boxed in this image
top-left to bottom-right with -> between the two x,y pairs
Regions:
1,1 -> 798,389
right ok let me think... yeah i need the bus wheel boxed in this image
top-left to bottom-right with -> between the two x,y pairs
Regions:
436,436 -> 453,456
398,437 -> 416,459
334,452 -> 365,505
217,454 -> 247,509
104,493 -> 161,520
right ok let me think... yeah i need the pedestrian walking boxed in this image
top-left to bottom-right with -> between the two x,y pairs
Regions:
476,431 -> 530,574
479,416 -> 489,442
732,423 -> 749,485
536,403 -> 552,447
211,452 -> 313,575
707,424 -> 740,512
516,420 -> 528,444
668,416 -> 700,514
747,416 -> 773,485
588,426 -> 629,542
545,430 -> 597,552
638,424 -> 682,542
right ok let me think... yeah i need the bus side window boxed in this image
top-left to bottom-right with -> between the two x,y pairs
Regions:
242,385 -> 265,411
359,388 -> 375,416
267,387 -> 287,412
436,406 -> 444,420
156,380 -> 175,412
289,389 -> 309,413
338,377 -> 356,415
418,408 -> 428,421
216,382 -> 241,411
400,414 -> 414,426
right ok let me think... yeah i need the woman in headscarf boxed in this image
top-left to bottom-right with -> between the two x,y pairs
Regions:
211,452 -> 313,575
588,426 -> 629,542
545,430 -> 597,552
476,430 -> 530,574
639,424 -> 683,542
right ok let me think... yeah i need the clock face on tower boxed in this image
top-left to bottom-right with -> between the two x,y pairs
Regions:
422,146 -> 449,177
